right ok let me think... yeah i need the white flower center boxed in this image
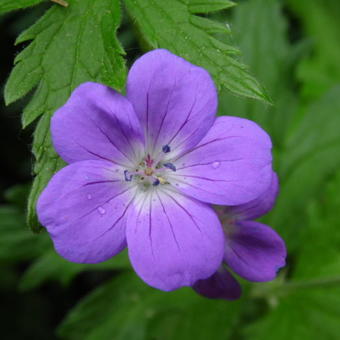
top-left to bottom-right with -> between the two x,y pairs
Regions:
124,145 -> 176,191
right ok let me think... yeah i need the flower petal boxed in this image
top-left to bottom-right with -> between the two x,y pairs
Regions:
52,82 -> 144,166
126,190 -> 224,291
127,49 -> 217,157
193,266 -> 241,300
37,160 -> 136,263
172,116 -> 273,205
226,172 -> 279,220
224,221 -> 286,282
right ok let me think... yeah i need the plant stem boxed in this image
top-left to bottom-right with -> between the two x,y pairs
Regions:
280,276 -> 340,291
250,276 -> 340,299
51,0 -> 69,7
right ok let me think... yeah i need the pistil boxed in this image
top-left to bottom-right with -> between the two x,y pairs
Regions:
123,146 -> 177,188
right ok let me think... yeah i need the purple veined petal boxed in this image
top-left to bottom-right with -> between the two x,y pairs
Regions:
126,190 -> 224,291
226,172 -> 279,220
193,266 -> 242,300
37,160 -> 137,263
127,49 -> 217,157
224,221 -> 286,282
52,82 -> 144,166
171,116 -> 273,205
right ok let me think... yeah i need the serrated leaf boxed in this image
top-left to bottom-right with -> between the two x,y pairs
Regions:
124,0 -> 270,102
187,0 -> 235,14
0,0 -> 45,15
19,249 -> 131,291
219,0 -> 296,144
58,272 -> 243,340
190,15 -> 231,35
5,0 -> 126,232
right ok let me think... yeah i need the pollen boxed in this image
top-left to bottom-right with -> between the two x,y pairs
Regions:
144,167 -> 154,176
157,176 -> 169,185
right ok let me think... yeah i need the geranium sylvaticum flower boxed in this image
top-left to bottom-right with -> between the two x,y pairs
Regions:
37,49 -> 276,292
193,173 -> 286,300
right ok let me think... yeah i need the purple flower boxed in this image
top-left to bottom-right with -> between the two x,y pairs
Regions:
37,49 -> 274,292
193,173 -> 287,300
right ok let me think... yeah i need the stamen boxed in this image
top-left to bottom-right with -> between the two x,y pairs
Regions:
152,179 -> 160,186
124,170 -> 133,182
163,163 -> 176,172
145,168 -> 154,176
158,177 -> 169,185
162,145 -> 171,153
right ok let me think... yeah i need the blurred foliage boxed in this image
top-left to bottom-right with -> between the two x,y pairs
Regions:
1,0 -> 340,339
0,0 -> 45,15
245,173 -> 340,340
0,205 -> 45,262
288,0 -> 340,100
219,0 -> 297,146
58,273 -> 243,340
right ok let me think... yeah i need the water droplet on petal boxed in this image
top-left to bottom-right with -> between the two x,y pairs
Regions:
87,194 -> 92,200
212,161 -> 220,169
97,206 -> 106,215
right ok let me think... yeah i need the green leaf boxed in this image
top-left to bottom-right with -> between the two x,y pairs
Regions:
187,0 -> 235,14
58,272 -> 243,340
218,0 -> 297,144
292,172 -> 340,282
245,287 -> 340,340
147,296 -> 242,340
0,0 -> 45,15
19,249 -> 131,291
57,273 -> 151,340
5,0 -> 126,232
288,0 -> 340,100
4,183 -> 31,210
190,15 -> 231,35
269,86 -> 340,250
245,172 -> 340,340
0,206 -> 47,263
124,0 -> 270,102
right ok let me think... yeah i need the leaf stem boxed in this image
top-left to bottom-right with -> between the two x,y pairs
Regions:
51,0 -> 69,7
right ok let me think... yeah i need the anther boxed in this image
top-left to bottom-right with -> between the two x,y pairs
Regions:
162,145 -> 171,153
152,179 -> 160,186
163,163 -> 176,172
124,170 -> 133,182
